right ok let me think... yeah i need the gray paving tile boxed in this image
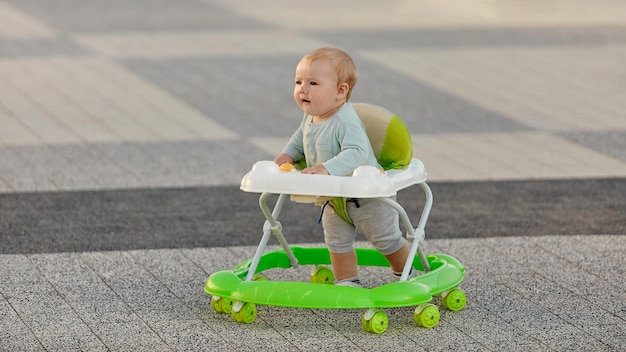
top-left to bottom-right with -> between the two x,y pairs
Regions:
51,143 -> 145,189
427,237 -> 530,275
150,318 -> 230,350
127,249 -> 214,314
442,305 -> 548,351
208,320 -> 293,352
93,320 -> 171,351
1,0 -> 625,351
560,130 -> 626,162
77,251 -> 180,350
88,140 -> 270,188
495,273 -> 595,314
261,307 -> 359,350
0,38 -> 85,58
399,320 -> 487,351
535,235 -> 626,291
9,144 -> 104,190
0,330 -> 43,352
27,253 -> 137,323
523,260 -> 626,318
36,334 -> 107,352
308,26 -> 626,51
0,298 -> 43,351
5,0 -> 272,33
585,323 -> 626,351
0,177 -> 13,193
121,55 -> 302,138
531,325 -> 613,352
0,147 -> 58,192
8,294 -> 86,334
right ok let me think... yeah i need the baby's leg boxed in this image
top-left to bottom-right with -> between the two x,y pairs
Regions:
329,251 -> 358,282
322,203 -> 359,282
383,241 -> 410,273
352,198 -> 408,272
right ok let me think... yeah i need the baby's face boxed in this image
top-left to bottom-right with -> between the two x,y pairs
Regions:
293,59 -> 343,119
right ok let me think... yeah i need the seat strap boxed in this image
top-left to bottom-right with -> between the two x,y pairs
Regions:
329,197 -> 354,225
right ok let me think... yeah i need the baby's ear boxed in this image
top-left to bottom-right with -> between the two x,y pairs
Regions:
337,82 -> 350,99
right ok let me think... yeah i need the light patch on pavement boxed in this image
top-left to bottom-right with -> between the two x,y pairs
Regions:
0,2 -> 55,39
72,30 -> 330,59
360,45 -> 626,132
0,57 -> 238,146
413,132 -> 626,181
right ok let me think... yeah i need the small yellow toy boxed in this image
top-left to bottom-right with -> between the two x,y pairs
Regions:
279,163 -> 295,172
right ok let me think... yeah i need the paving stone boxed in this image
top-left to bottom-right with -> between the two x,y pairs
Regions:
1,1 -> 625,351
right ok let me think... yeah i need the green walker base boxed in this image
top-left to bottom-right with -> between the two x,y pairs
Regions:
205,246 -> 464,309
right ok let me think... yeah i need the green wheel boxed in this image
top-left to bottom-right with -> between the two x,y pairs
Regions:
232,302 -> 257,324
414,304 -> 440,328
442,288 -> 467,311
210,296 -> 223,313
310,265 -> 335,284
220,297 -> 234,314
253,274 -> 268,281
361,309 -> 388,334
361,316 -> 372,333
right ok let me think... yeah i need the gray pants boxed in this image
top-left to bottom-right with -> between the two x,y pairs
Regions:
322,197 -> 404,255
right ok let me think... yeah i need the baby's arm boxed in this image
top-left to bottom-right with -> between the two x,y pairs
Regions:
301,164 -> 329,175
276,123 -> 304,166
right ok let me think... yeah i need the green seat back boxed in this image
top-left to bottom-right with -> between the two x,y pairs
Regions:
353,103 -> 412,170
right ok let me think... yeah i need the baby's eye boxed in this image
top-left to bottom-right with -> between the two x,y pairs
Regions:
310,81 -> 318,86
295,80 -> 302,85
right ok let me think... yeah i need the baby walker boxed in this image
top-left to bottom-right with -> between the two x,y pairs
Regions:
205,103 -> 466,333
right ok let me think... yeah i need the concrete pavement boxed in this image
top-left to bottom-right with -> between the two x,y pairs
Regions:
0,1 -> 625,351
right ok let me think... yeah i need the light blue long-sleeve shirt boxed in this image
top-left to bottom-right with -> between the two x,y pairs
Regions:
281,102 -> 381,176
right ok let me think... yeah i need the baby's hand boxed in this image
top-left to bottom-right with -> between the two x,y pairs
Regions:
274,154 -> 294,166
301,165 -> 329,175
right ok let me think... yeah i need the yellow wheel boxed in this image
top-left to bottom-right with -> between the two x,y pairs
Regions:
361,309 -> 388,334
442,288 -> 467,311
310,265 -> 334,284
253,274 -> 268,281
210,296 -> 223,313
219,297 -> 234,314
361,316 -> 372,333
414,304 -> 440,328
231,302 -> 257,324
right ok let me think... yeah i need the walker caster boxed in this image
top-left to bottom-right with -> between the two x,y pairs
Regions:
361,308 -> 388,334
210,296 -> 222,312
414,304 -> 440,328
310,265 -> 335,284
211,296 -> 233,313
442,288 -> 466,311
231,301 -> 257,324
253,274 -> 268,281
212,296 -> 234,314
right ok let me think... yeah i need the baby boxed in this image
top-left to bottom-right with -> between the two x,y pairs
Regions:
274,47 -> 414,287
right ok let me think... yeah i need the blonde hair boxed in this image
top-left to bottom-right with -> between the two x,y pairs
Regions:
301,47 -> 357,101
